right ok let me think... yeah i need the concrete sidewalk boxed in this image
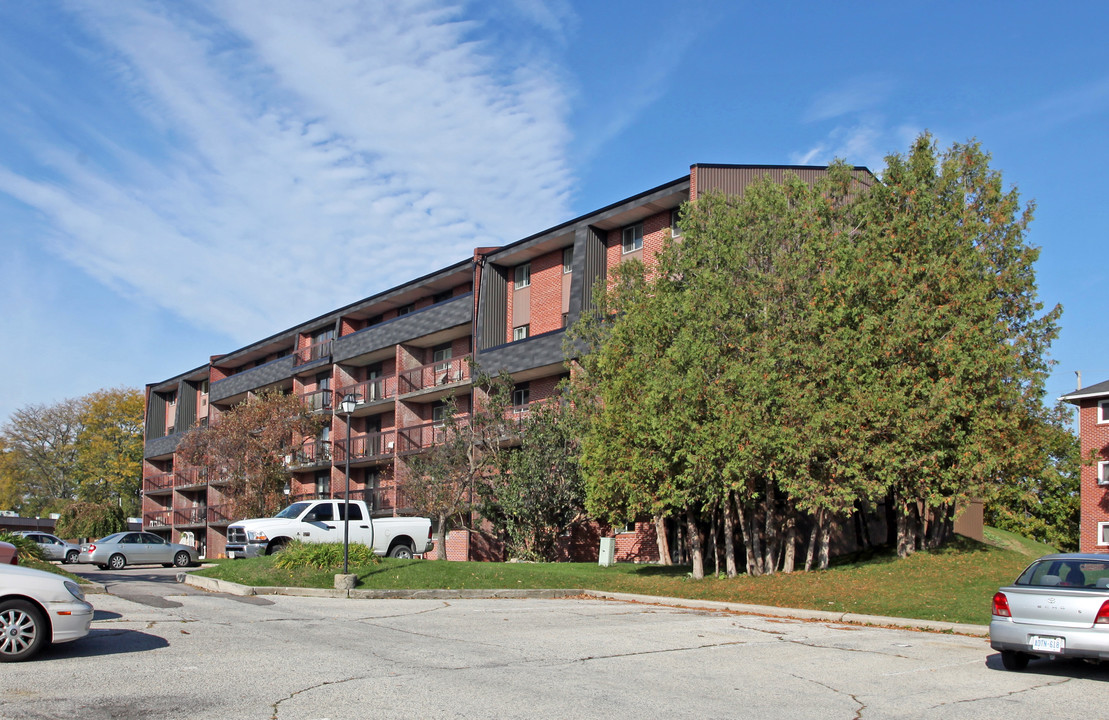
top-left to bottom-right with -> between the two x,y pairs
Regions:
179,572 -> 989,636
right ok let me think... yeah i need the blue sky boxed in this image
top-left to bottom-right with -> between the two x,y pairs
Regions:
0,1 -> 1106,423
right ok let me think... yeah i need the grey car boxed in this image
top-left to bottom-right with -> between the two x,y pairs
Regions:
79,532 -> 199,570
16,532 -> 81,564
990,553 -> 1109,669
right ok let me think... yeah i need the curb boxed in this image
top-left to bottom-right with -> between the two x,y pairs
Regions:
177,573 -> 988,636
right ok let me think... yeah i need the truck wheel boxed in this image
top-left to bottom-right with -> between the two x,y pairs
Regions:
266,539 -> 288,556
0,599 -> 47,662
388,543 -> 414,559
1001,651 -> 1029,671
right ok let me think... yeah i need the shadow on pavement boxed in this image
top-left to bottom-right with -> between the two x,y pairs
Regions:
37,628 -> 170,660
985,652 -> 1109,680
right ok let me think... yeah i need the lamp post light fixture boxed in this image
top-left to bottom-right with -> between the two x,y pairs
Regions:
338,392 -> 361,575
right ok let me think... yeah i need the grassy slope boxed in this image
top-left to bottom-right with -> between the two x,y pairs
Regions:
195,529 -> 1055,626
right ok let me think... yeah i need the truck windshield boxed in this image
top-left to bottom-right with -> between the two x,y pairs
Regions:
274,502 -> 310,519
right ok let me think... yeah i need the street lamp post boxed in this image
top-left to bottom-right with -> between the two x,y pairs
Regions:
338,393 -> 360,575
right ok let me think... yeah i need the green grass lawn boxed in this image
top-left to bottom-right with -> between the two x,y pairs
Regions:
193,529 -> 1052,626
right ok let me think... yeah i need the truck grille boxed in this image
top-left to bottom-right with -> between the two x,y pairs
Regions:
227,527 -> 247,544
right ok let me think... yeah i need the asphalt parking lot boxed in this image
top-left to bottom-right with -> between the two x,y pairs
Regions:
1,566 -> 1105,720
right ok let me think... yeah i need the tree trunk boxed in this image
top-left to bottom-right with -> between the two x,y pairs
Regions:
896,497 -> 916,558
654,514 -> 672,565
736,504 -> 760,576
749,506 -> 765,576
436,513 -> 449,560
781,513 -> 796,574
686,504 -> 704,580
762,485 -> 779,575
804,510 -> 820,572
723,492 -> 738,578
818,516 -> 832,570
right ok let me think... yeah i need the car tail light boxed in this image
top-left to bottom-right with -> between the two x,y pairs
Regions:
1096,601 -> 1109,625
427,527 -> 433,541
992,592 -> 1011,618
86,544 -> 96,553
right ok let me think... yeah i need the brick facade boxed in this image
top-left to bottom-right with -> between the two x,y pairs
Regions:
143,163 -> 857,562
1064,388 -> 1109,553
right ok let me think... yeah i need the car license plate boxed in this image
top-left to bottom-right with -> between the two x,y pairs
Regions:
227,550 -> 237,559
1031,635 -> 1064,653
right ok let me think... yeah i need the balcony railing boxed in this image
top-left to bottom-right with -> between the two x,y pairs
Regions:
334,430 -> 397,463
299,388 -> 333,412
174,507 -> 208,526
207,504 -> 233,524
144,510 -> 172,528
335,485 -> 413,515
288,440 -> 331,469
398,355 -> 471,395
288,492 -> 330,503
295,338 -> 333,366
175,467 -> 207,488
336,376 -> 396,406
145,472 -> 175,492
397,421 -> 450,453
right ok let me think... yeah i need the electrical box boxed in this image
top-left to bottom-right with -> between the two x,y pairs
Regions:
598,537 -> 616,567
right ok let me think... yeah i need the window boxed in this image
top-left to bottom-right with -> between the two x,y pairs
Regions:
622,222 -> 643,253
396,303 -> 416,316
433,343 -> 452,373
338,503 -> 363,521
515,262 -> 531,289
310,500 -> 334,521
315,471 -> 330,497
1100,522 -> 1109,547
563,247 -> 574,273
512,383 -> 530,411
1099,461 -> 1109,487
432,401 -> 448,427
513,325 -> 529,342
1099,399 -> 1109,424
670,209 -> 682,238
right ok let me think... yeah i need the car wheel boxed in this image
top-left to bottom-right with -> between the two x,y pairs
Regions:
0,599 -> 47,662
173,551 -> 191,568
108,553 -> 126,571
388,543 -> 414,559
1001,650 -> 1030,671
65,550 -> 79,565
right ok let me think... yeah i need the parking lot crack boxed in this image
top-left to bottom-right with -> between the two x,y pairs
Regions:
791,673 -> 866,719
925,676 -> 1073,711
270,675 -> 368,719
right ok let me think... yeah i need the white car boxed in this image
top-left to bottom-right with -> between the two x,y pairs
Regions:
16,532 -> 82,564
0,564 -> 93,662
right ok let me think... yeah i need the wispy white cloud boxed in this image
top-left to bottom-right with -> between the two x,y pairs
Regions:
0,1 -> 576,343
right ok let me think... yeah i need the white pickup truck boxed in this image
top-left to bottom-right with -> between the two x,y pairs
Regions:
224,500 -> 433,560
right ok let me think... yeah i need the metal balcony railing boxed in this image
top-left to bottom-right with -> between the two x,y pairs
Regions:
299,388 -> 333,412
294,338 -> 333,366
396,421 -> 450,453
175,467 -> 207,488
288,440 -> 331,468
144,472 -> 174,492
144,510 -> 172,528
174,507 -> 208,526
334,430 -> 397,463
398,355 -> 471,395
207,504 -> 233,524
336,376 -> 396,406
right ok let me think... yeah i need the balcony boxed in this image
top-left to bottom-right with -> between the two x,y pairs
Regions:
174,507 -> 208,527
398,355 -> 471,399
144,510 -> 172,528
287,440 -> 331,470
207,504 -> 233,525
396,421 -> 449,453
175,467 -> 208,489
299,388 -> 333,412
334,430 -> 397,464
144,472 -> 174,493
336,376 -> 396,413
336,485 -> 413,516
295,338 -> 333,367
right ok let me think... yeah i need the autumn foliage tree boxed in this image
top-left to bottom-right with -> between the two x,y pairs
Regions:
177,390 -> 324,520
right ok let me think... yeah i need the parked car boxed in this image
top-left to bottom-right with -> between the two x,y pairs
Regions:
0,564 -> 93,661
16,532 -> 81,564
79,532 -> 199,570
990,553 -> 1109,670
0,542 -> 17,566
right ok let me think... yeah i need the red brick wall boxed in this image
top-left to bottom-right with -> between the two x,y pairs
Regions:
604,210 -> 671,278
1078,398 -> 1109,553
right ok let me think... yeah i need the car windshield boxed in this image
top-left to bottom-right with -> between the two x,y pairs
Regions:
1016,559 -> 1109,589
274,502 -> 310,519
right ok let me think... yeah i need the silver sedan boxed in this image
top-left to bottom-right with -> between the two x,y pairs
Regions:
0,564 -> 93,661
16,532 -> 81,564
79,531 -> 199,570
990,553 -> 1109,669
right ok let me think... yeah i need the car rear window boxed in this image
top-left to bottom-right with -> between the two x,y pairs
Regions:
1017,559 -> 1109,589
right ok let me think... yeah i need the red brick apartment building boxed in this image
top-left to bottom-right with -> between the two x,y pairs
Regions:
142,164 -> 862,560
1061,379 -> 1109,553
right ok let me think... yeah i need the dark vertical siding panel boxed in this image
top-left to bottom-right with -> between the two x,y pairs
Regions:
146,393 -> 166,438
696,166 -> 872,197
478,263 -> 508,352
581,226 -> 607,315
178,381 -> 198,430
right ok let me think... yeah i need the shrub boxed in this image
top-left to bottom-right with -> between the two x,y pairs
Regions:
0,531 -> 45,563
272,541 -> 380,570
